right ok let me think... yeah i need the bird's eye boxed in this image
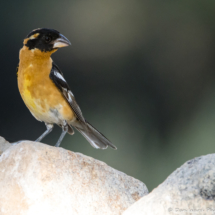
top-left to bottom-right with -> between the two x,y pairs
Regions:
45,36 -> 52,43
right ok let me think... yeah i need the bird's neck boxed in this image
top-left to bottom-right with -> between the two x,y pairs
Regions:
19,46 -> 56,65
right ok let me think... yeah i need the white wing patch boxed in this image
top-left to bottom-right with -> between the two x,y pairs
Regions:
67,92 -> 73,102
54,71 -> 66,82
68,90 -> 74,96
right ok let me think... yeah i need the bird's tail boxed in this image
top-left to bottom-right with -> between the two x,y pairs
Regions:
74,120 -> 117,150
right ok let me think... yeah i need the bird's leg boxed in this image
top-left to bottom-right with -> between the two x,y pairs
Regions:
11,123 -> 54,145
55,123 -> 68,147
35,123 -> 54,142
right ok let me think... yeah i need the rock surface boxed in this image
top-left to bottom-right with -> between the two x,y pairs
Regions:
123,154 -> 215,215
0,139 -> 148,215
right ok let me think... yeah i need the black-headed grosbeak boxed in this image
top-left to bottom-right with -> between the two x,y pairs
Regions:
17,28 -> 116,150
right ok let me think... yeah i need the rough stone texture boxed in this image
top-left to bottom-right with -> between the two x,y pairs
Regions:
0,136 -> 11,155
123,154 -> 215,215
0,140 -> 148,215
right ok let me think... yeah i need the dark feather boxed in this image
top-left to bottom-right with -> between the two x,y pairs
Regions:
49,62 -> 85,122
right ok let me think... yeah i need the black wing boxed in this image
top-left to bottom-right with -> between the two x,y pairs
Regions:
49,62 -> 85,122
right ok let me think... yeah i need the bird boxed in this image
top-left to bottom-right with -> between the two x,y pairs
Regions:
17,28 -> 117,150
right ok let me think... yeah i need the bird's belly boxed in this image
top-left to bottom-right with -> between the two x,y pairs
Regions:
20,76 -> 75,124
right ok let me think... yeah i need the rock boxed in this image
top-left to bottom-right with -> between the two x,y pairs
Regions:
123,154 -> 215,215
0,136 -> 11,155
0,140 -> 148,215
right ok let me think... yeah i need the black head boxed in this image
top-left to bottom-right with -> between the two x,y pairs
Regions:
25,28 -> 71,52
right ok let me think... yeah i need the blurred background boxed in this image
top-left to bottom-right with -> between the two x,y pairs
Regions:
1,0 -> 215,191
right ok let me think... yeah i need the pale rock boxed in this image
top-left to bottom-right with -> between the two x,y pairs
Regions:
0,139 -> 148,215
0,136 -> 11,155
123,154 -> 215,215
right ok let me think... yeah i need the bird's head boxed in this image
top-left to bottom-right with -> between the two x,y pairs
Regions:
24,28 -> 71,53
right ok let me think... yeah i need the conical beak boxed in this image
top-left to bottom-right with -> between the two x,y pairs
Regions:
53,34 -> 71,48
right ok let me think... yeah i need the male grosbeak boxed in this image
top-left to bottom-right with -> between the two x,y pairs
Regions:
17,28 -> 116,149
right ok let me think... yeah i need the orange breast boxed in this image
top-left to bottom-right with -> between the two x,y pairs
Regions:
18,46 -> 75,124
